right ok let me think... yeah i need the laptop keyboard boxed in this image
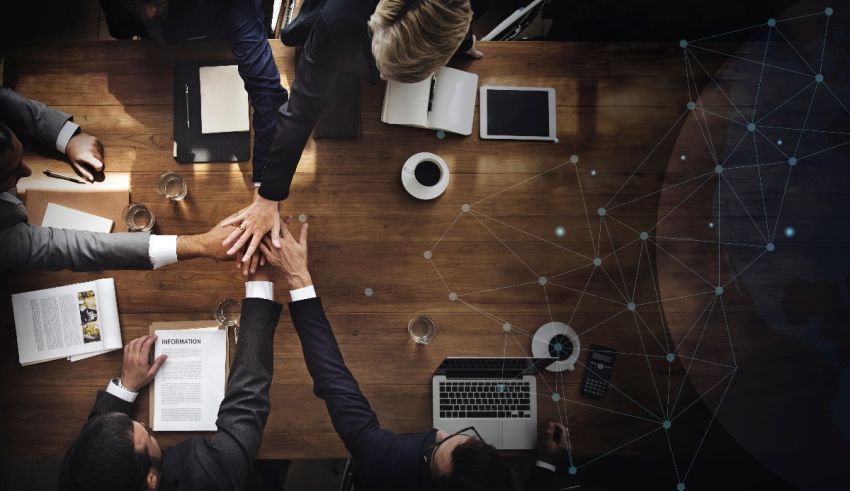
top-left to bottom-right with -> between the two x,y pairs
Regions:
438,381 -> 532,418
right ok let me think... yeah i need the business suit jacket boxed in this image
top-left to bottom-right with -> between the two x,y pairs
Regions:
289,297 -> 555,490
101,0 -> 288,180
81,298 -> 281,490
0,88 -> 152,271
259,0 -> 474,201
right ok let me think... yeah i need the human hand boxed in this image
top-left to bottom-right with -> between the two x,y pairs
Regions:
537,421 -> 569,466
120,334 -> 167,392
239,249 -> 274,282
221,191 -> 282,264
65,132 -> 104,182
259,216 -> 312,290
465,34 -> 484,59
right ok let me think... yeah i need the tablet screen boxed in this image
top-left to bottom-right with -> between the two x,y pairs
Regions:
486,89 -> 551,137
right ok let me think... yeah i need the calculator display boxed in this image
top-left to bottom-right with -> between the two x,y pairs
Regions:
592,353 -> 613,363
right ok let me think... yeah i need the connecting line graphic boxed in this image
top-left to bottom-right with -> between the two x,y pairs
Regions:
418,7 -> 846,489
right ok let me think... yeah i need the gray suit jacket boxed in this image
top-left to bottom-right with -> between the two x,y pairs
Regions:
0,87 -> 152,271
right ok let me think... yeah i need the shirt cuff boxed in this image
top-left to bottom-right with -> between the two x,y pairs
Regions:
55,121 -> 80,154
253,182 -> 261,187
535,460 -> 557,472
290,285 -> 316,302
106,378 -> 138,403
246,281 -> 274,301
149,235 -> 178,270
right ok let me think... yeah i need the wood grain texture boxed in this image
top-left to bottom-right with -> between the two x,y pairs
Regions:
0,40 -> 717,459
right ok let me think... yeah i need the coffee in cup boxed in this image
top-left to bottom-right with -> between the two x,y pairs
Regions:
414,160 -> 442,187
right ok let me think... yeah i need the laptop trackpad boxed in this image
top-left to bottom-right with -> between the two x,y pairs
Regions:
471,420 -> 503,448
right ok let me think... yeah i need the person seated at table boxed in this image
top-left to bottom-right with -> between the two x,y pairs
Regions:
59,262 -> 282,490
100,0 -> 288,200
0,88 -> 243,271
258,217 -> 569,490
221,0 -> 484,265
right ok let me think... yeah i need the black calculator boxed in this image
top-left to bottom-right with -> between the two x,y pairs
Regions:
580,345 -> 617,399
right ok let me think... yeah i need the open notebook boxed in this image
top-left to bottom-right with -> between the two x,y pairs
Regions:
381,66 -> 478,136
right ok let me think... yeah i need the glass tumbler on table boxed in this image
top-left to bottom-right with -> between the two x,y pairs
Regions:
214,298 -> 242,343
122,203 -> 155,232
156,171 -> 188,201
408,315 -> 438,344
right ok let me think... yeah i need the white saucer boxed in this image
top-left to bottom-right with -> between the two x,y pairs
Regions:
401,152 -> 450,200
532,322 -> 580,372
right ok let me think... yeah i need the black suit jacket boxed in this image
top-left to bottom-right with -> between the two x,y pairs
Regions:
289,297 -> 555,490
259,0 -> 474,201
83,298 -> 281,490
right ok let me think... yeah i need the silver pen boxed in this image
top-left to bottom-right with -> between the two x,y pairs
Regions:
184,83 -> 191,129
43,169 -> 85,184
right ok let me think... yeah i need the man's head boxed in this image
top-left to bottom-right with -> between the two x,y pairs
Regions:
369,0 -> 473,83
118,0 -> 169,21
0,121 -> 32,191
430,429 -> 517,491
60,412 -> 163,491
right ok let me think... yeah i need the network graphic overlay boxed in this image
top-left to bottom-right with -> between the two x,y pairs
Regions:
424,7 -> 848,489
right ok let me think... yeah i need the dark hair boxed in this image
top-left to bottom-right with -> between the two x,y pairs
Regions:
59,412 -> 154,491
0,120 -> 13,153
435,439 -> 518,491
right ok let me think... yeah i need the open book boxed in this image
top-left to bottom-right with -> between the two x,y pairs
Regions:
381,66 -> 478,136
11,279 -> 122,365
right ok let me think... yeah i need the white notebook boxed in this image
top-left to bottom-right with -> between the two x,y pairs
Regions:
42,203 -> 113,233
199,65 -> 250,134
381,66 -> 478,136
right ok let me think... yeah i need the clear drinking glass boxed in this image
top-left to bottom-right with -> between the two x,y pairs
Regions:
156,171 -> 188,201
408,315 -> 438,344
122,203 -> 155,232
214,299 -> 241,328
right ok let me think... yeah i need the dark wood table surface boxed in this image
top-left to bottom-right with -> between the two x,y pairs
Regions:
0,40 -> 719,461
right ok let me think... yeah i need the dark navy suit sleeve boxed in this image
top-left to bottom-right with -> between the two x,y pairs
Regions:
289,297 -> 435,488
228,0 -> 289,183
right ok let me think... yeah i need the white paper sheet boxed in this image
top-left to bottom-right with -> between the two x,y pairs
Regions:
153,328 -> 226,431
42,203 -> 113,233
199,65 -> 250,134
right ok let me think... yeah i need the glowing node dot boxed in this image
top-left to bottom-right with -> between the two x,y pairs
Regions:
554,343 -> 563,353
555,226 -> 566,238
815,73 -> 824,83
680,154 -> 687,161
496,384 -> 506,393
766,242 -> 775,252
364,288 -> 373,297
423,250 -> 433,259
767,18 -> 776,27
678,484 -> 686,491
825,7 -> 833,16
714,164 -> 724,174
784,226 -> 796,238
503,323 -> 512,333
570,154 -> 579,164
777,139 -> 783,145
597,207 -> 606,216
627,302 -> 636,311
590,169 -> 597,176
593,257 -> 602,267
539,276 -> 548,286
663,420 -> 672,430
708,222 -> 715,229
568,466 -> 577,475
436,130 -> 446,139
788,157 -> 797,167
449,292 -> 458,301
666,353 -> 676,363
640,232 -> 649,241
298,213 -> 308,222
679,39 -> 688,48
687,101 -> 696,110
715,286 -> 725,295
551,392 -> 561,402
462,204 -> 471,212
747,122 -> 756,132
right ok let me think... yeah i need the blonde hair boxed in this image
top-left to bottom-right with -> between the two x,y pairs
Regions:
369,0 -> 473,83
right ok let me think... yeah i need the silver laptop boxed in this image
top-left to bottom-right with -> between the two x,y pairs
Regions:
432,357 -> 554,449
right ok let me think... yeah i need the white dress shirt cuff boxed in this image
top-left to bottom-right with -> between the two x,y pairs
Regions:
106,379 -> 138,403
253,182 -> 261,187
290,285 -> 316,302
535,460 -> 557,472
246,281 -> 274,301
55,121 -> 80,154
149,235 -> 178,270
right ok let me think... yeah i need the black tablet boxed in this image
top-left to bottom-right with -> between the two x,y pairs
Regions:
479,86 -> 557,141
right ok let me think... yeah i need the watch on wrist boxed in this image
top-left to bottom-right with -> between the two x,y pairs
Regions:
112,377 -> 129,391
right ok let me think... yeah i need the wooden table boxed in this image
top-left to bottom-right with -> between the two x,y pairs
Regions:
0,40 -> 720,461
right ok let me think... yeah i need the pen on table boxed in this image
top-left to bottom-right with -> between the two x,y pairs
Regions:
43,170 -> 86,184
184,83 -> 191,129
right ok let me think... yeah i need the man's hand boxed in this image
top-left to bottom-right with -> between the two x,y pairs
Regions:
65,132 -> 104,182
221,191 -> 282,264
537,421 -> 570,467
120,335 -> 167,392
259,216 -> 312,290
176,215 -> 263,276
240,249 -> 274,282
466,34 -> 484,59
